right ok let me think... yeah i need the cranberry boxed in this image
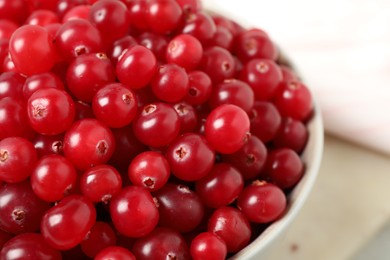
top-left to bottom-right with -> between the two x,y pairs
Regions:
166,133 -> 215,181
132,102 -> 180,147
138,32 -> 169,61
146,0 -> 183,35
132,227 -> 191,260
204,104 -> 250,154
31,154 -> 77,202
22,72 -> 64,101
173,102 -> 198,134
184,70 -> 212,105
208,206 -> 251,253
63,118 -> 116,171
25,10 -> 59,26
0,181 -> 50,234
0,71 -> 25,100
95,246 -> 136,260
166,34 -> 203,71
128,151 -> 170,192
0,233 -> 62,260
41,194 -> 97,250
108,35 -> 138,65
196,163 -> 244,208
155,183 -> 204,233
0,0 -> 29,25
80,221 -> 117,257
0,137 -> 37,183
274,117 -> 309,153
249,101 -> 282,143
110,186 -> 159,238
190,232 -> 227,260
9,25 -> 57,76
237,181 -> 286,223
62,5 -> 91,22
180,11 -> 216,43
200,46 -> 235,84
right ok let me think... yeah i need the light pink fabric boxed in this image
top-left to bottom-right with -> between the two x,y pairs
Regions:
205,0 -> 390,154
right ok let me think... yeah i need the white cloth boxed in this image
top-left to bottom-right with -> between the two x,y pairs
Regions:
204,0 -> 390,155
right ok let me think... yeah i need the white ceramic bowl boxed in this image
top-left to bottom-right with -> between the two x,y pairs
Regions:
202,3 -> 325,259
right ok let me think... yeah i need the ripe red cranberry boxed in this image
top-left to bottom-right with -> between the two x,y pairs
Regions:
31,154 -> 77,202
110,186 -> 159,238
264,148 -> 304,189
0,71 -> 26,100
0,137 -> 37,183
80,164 -> 122,203
41,195 -> 97,250
9,25 -> 57,76
132,227 -> 191,260
63,118 -> 116,171
0,181 -> 51,234
222,135 -> 267,180
273,80 -> 313,121
240,58 -> 283,100
95,246 -> 136,260
249,101 -> 282,143
184,70 -> 212,105
196,163 -> 244,208
204,26 -> 234,51
0,230 -> 12,249
132,102 -> 180,147
0,19 -> 16,40
80,221 -> 117,257
138,32 -> 169,61
176,0 -> 202,13
127,0 -> 149,31
54,19 -> 104,62
204,104 -> 250,154
22,72 -> 64,101
89,0 -> 130,46
66,52 -> 116,102
200,46 -> 235,84
190,232 -> 227,260
92,83 -> 138,128
274,117 -> 309,153
25,10 -> 59,26
173,102 -> 198,134
128,151 -> 170,192
237,181 -> 287,223
155,183 -> 204,233
146,0 -> 183,34
116,45 -> 158,89
0,0 -> 29,25
0,233 -> 62,260
108,35 -> 138,65
166,133 -> 215,181
62,5 -> 91,22
180,11 -> 216,43
27,88 -> 76,135
56,0 -> 89,19
166,34 -> 203,71
208,206 -> 251,253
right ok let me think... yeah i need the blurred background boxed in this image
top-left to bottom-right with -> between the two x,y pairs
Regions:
205,0 -> 390,259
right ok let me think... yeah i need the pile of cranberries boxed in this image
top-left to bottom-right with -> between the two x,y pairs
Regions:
0,0 -> 314,259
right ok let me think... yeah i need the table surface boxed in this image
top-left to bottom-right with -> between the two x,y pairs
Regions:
267,134 -> 390,260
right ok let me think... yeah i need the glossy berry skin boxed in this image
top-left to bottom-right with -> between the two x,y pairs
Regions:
33,134 -> 64,158
110,186 -> 159,238
132,102 -> 180,147
25,10 -> 59,26
273,80 -> 313,121
0,98 -> 34,140
166,34 -> 203,71
66,53 -> 116,102
249,101 -> 282,143
0,229 -> 12,249
89,0 -> 130,46
22,72 -> 64,101
0,181 -> 50,234
80,164 -> 122,203
180,11 -> 216,43
264,148 -> 304,189
108,35 -> 138,65
155,183 -> 204,233
30,154 -> 77,202
116,45 -> 157,89
128,151 -> 170,192
234,29 -> 278,62
80,221 -> 117,258
95,246 -> 136,260
173,102 -> 198,134
151,64 -> 189,103
146,0 -> 183,34
62,5 -> 91,22
222,135 -> 267,180
207,206 -> 251,253
166,133 -> 215,181
92,83 -> 138,128
274,117 -> 309,153
184,70 -> 212,105
209,79 -> 254,113
0,0 -> 29,25
132,227 -> 191,260
205,104 -> 250,154
0,71 -> 26,100
190,232 -> 227,260
200,46 -> 235,84
9,25 -> 57,76
41,194 -> 97,250
27,88 -> 76,135
54,19 -> 104,62
237,181 -> 286,223
0,233 -> 62,260
240,59 -> 283,101
0,137 -> 37,183
63,119 -> 116,171
138,32 -> 169,61
196,163 -> 244,208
